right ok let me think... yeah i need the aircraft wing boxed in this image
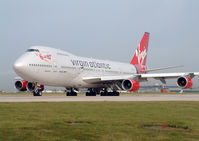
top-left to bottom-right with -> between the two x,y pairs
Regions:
83,72 -> 199,84
83,75 -> 133,83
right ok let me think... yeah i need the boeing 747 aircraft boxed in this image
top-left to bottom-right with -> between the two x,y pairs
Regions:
13,32 -> 199,96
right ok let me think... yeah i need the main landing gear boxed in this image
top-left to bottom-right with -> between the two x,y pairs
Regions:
86,88 -> 97,96
100,90 -> 120,96
86,88 -> 120,96
66,88 -> 77,96
65,88 -> 120,96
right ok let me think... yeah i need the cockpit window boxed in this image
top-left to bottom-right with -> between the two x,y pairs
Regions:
26,49 -> 39,52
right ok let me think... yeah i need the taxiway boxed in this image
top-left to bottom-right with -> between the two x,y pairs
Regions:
0,94 -> 199,102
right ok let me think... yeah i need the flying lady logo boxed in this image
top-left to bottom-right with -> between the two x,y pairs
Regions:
39,53 -> 52,63
135,44 -> 147,65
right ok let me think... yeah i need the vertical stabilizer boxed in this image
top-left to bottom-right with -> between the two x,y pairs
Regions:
130,32 -> 150,73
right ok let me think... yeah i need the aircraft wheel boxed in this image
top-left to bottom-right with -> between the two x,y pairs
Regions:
86,92 -> 90,96
86,92 -> 96,96
66,92 -> 77,96
114,92 -> 120,96
66,92 -> 70,96
100,92 -> 119,96
33,91 -> 42,96
72,92 -> 77,96
101,92 -> 108,96
107,92 -> 112,96
100,92 -> 105,96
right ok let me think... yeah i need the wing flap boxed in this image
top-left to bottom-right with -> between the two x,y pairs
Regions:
83,75 -> 133,83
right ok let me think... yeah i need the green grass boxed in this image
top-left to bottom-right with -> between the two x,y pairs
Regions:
0,102 -> 199,141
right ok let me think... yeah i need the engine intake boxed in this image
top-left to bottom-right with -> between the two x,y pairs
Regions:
27,82 -> 36,92
177,76 -> 193,89
122,79 -> 140,92
15,80 -> 28,91
27,82 -> 44,92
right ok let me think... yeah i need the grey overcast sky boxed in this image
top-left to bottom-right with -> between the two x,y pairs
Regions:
1,0 -> 199,91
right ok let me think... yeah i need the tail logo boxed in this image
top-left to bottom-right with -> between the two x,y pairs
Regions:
135,44 -> 147,65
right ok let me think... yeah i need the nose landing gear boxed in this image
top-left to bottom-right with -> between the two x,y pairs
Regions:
33,91 -> 42,96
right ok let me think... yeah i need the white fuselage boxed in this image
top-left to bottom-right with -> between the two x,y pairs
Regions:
14,46 -> 137,88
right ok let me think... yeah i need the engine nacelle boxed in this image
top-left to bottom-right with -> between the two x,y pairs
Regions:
15,80 -> 28,91
38,85 -> 44,92
27,82 -> 44,92
27,82 -> 36,92
177,76 -> 193,89
122,79 -> 140,92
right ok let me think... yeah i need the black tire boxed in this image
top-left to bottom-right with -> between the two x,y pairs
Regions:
107,92 -> 112,96
86,92 -> 96,96
91,92 -> 96,96
33,91 -> 42,96
114,92 -> 120,96
33,92 -> 37,96
100,92 -> 105,96
66,92 -> 71,96
100,92 -> 120,96
66,92 -> 77,96
86,92 -> 90,96
72,92 -> 77,96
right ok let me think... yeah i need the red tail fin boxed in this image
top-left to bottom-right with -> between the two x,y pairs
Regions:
130,32 -> 150,73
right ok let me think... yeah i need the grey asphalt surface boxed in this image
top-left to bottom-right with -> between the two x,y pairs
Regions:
0,94 -> 199,102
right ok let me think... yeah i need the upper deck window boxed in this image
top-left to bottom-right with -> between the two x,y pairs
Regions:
26,49 -> 39,52
57,52 -> 69,56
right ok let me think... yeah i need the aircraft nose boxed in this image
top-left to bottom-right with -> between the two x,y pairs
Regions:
13,61 -> 23,71
13,57 -> 27,75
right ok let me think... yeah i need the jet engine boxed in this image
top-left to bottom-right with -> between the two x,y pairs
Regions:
122,79 -> 140,91
177,76 -> 193,89
15,80 -> 28,91
27,82 -> 44,92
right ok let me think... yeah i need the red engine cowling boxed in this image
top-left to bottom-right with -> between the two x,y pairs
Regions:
39,85 -> 44,91
177,76 -> 193,89
122,79 -> 140,92
15,80 -> 28,91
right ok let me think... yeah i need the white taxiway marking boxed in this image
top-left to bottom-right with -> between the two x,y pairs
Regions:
0,94 -> 199,102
